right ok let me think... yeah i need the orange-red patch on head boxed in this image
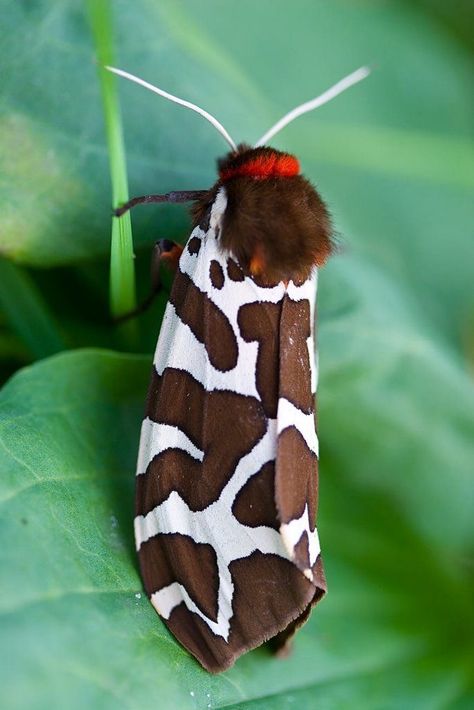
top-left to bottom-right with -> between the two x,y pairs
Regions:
220,153 -> 300,182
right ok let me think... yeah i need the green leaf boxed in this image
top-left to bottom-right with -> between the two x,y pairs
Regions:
1,308 -> 472,709
1,0 -> 473,354
87,0 -> 137,320
1,1 -> 473,707
0,259 -> 65,359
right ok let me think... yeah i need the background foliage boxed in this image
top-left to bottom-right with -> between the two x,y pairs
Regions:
0,1 -> 473,708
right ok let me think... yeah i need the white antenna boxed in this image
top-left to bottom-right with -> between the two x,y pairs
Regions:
255,66 -> 371,147
105,66 -> 237,151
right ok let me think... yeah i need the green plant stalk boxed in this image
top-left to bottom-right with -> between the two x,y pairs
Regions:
0,259 -> 64,360
87,0 -> 136,320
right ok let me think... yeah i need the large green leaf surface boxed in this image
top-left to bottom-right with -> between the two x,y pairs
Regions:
1,0 -> 473,707
1,252 -> 472,709
1,0 -> 473,352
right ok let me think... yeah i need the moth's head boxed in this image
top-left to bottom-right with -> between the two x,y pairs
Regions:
211,144 -> 333,284
106,65 -> 370,282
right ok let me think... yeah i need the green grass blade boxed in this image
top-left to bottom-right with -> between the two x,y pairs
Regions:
87,0 -> 136,321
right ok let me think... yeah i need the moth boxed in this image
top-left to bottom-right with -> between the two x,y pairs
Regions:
109,65 -> 369,673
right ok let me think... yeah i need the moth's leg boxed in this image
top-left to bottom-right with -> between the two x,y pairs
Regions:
156,239 -> 183,278
113,239 -> 183,323
111,188 -> 204,321
113,190 -> 208,217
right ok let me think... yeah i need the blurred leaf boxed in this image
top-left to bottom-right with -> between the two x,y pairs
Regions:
0,266 -> 472,709
0,1 -> 473,708
1,0 -> 473,354
0,259 -> 65,359
0,250 -> 170,379
409,0 -> 474,51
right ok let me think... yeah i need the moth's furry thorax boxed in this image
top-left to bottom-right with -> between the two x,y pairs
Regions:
192,145 -> 334,284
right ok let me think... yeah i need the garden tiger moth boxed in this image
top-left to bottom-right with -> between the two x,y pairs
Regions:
108,65 -> 370,673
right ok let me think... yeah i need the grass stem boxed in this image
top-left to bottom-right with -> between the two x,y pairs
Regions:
87,0 -> 137,328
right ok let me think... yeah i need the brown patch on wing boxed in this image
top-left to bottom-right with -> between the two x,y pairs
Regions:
312,555 -> 326,590
164,604 -> 229,673
293,530 -> 310,570
170,269 -> 238,372
237,301 -> 282,418
187,236 -> 201,255
209,260 -> 225,289
269,555 -> 326,655
144,366 -> 162,419
139,533 -> 219,621
291,275 -> 306,287
163,550 -> 323,673
229,552 -> 314,643
139,367 -> 267,511
279,296 -> 313,414
226,257 -> 245,282
276,426 -> 318,530
136,449 -> 201,515
249,272 -> 281,288
226,255 -> 279,288
232,461 -> 278,529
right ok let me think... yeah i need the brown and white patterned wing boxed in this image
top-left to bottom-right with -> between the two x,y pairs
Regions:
134,188 -> 325,672
276,278 -> 324,580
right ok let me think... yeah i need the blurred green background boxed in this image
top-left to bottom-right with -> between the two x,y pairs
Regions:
0,1 -> 473,709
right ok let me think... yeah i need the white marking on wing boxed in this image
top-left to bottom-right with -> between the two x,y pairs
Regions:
220,421 -> 277,504
310,337 -> 318,394
151,582 -> 182,619
285,271 -> 317,302
137,490 -> 320,639
210,188 -> 227,229
136,418 -> 203,475
179,207 -> 287,333
277,398 -> 319,456
151,572 -> 231,639
134,446 -> 289,641
280,505 -> 321,567
136,193 -> 323,641
153,303 -> 260,399
135,488 -> 286,562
